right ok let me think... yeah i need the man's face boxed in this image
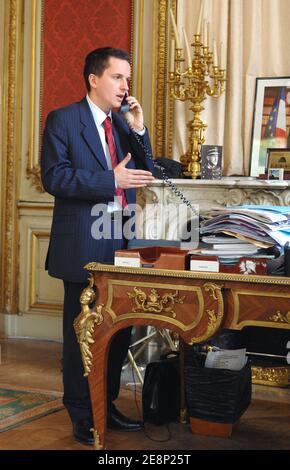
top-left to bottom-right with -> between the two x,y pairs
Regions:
89,57 -> 130,113
207,148 -> 219,167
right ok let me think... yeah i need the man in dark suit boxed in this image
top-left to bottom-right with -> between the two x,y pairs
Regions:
41,47 -> 154,445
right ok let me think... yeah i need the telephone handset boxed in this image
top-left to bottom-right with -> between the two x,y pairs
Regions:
120,94 -> 197,216
120,92 -> 130,114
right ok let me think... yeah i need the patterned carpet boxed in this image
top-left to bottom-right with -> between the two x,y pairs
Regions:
0,383 -> 63,432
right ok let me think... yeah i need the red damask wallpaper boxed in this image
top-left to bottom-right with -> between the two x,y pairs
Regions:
42,0 -> 132,126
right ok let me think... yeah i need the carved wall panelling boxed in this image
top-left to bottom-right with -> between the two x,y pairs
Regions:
19,0 -> 52,202
18,204 -> 63,316
25,0 -> 43,193
216,188 -> 290,207
29,231 -> 63,314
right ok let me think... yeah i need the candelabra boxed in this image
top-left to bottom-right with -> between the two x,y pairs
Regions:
169,34 -> 226,179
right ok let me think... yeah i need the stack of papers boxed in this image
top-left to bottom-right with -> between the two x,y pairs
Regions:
200,205 -> 290,248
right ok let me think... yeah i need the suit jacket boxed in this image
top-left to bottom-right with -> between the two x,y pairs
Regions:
41,97 -> 154,282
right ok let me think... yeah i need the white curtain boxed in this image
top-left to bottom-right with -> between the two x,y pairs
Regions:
173,0 -> 290,175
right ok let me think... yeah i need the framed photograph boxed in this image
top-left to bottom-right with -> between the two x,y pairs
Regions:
200,145 -> 222,179
266,148 -> 290,171
250,77 -> 290,176
267,168 -> 284,180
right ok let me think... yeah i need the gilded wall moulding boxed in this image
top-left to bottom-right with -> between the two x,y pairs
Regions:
1,0 -> 22,314
166,0 -> 176,158
26,0 -> 44,193
154,0 -> 176,158
155,0 -> 167,156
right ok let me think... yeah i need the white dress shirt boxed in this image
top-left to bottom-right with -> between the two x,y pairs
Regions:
86,94 -> 146,212
86,94 -> 121,211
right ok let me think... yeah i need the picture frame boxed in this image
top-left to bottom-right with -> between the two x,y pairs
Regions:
200,145 -> 223,180
249,77 -> 290,176
266,148 -> 290,171
267,168 -> 284,181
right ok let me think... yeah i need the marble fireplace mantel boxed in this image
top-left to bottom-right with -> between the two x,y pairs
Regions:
137,178 -> 290,240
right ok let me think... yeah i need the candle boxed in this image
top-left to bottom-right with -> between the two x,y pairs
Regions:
182,28 -> 192,68
203,19 -> 208,47
220,42 -> 224,69
207,22 -> 211,50
213,39 -> 218,66
170,39 -> 175,72
170,9 -> 181,49
196,0 -> 204,35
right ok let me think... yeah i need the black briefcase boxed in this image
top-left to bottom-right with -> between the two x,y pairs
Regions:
142,352 -> 180,425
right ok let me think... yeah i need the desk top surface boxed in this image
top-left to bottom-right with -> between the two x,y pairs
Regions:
85,262 -> 290,286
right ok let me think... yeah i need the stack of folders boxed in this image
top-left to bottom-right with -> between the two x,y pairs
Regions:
190,205 -> 290,274
200,205 -> 290,247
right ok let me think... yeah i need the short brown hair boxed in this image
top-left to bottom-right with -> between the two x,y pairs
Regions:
83,47 -> 130,92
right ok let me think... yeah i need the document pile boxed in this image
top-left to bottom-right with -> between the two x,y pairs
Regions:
200,205 -> 290,249
205,348 -> 248,371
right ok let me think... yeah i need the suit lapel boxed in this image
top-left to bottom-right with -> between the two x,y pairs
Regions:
79,98 -> 108,170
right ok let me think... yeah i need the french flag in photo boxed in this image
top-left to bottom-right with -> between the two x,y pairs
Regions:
276,87 -> 287,144
265,87 -> 287,147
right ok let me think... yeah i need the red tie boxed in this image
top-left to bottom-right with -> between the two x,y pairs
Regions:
103,116 -> 127,209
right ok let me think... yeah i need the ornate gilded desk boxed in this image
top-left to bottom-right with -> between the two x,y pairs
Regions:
74,263 -> 290,450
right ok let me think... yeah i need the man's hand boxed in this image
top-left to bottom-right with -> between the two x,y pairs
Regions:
114,154 -> 155,189
123,96 -> 144,132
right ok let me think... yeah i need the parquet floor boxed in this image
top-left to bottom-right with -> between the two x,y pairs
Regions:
0,338 -> 290,451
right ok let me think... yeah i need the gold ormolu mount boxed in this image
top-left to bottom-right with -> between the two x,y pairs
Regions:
169,35 -> 226,179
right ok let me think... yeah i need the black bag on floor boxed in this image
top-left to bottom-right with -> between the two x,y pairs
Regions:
142,351 -> 180,425
184,329 -> 251,424
184,357 -> 252,424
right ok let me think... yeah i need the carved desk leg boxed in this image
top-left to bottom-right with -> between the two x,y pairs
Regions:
178,340 -> 188,424
73,276 -> 106,449
88,335 -> 107,451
